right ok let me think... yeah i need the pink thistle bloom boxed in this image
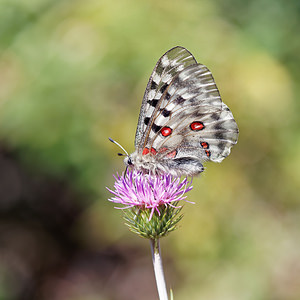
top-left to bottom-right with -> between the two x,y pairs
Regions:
107,169 -> 193,220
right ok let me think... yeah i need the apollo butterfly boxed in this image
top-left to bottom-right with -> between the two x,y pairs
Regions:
111,46 -> 239,176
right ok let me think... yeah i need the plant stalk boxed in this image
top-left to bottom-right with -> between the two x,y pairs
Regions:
150,238 -> 168,300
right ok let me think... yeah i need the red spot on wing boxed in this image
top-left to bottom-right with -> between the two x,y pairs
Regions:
190,121 -> 205,131
161,127 -> 172,137
150,147 -> 157,155
142,147 -> 157,155
142,147 -> 149,155
205,150 -> 211,158
158,147 -> 168,153
166,150 -> 177,158
201,142 -> 209,149
158,147 -> 177,158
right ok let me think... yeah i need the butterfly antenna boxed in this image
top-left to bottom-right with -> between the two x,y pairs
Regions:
108,137 -> 129,157
109,138 -> 131,178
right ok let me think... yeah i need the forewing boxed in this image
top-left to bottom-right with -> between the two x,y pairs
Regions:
135,46 -> 197,148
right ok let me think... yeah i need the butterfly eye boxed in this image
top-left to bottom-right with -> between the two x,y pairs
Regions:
127,157 -> 133,165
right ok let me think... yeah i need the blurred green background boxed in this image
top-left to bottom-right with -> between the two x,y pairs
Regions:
0,0 -> 299,299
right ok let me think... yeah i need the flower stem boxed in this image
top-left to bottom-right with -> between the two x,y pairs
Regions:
150,238 -> 168,300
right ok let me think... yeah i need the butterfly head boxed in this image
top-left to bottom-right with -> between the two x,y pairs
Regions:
123,151 -> 141,168
124,150 -> 162,174
124,155 -> 133,166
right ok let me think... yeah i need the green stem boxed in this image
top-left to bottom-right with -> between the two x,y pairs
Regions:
150,238 -> 168,300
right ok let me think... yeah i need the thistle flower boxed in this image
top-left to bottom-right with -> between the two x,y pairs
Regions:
107,169 -> 193,239
107,169 -> 193,300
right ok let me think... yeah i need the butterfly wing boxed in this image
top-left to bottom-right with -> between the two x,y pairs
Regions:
134,47 -> 238,176
135,46 -> 198,148
154,101 -> 238,175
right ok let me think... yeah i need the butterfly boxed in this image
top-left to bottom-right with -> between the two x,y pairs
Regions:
113,46 -> 238,177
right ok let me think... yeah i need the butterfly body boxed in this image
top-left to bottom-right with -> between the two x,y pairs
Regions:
125,46 -> 238,177
125,150 -> 205,177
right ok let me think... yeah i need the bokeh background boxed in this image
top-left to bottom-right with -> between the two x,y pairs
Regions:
0,0 -> 299,299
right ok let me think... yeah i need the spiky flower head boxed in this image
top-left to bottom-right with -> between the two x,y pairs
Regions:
107,169 -> 193,239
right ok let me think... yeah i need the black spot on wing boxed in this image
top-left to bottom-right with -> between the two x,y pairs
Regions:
174,96 -> 185,104
214,123 -> 224,130
214,132 -> 226,139
218,141 -> 227,151
144,117 -> 150,125
211,113 -> 219,120
151,81 -> 158,90
156,65 -> 164,76
165,92 -> 171,100
152,123 -> 162,133
160,83 -> 168,94
161,109 -> 171,117
147,99 -> 159,107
